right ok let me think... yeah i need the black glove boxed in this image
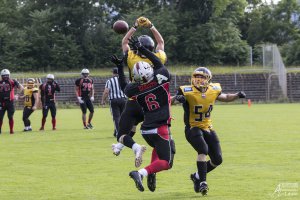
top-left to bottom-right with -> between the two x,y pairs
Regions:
175,95 -> 186,103
128,36 -> 142,51
110,55 -> 123,66
237,91 -> 246,98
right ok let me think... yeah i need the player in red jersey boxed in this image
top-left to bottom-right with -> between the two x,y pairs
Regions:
39,74 -> 60,131
75,69 -> 95,129
112,37 -> 175,192
0,69 -> 24,134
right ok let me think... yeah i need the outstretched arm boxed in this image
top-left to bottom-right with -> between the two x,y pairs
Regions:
150,26 -> 164,52
217,91 -> 246,102
111,55 -> 127,91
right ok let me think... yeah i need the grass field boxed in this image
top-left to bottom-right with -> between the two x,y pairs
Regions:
0,104 -> 299,200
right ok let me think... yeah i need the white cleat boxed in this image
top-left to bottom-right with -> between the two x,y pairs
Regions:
112,143 -> 124,156
134,145 -> 146,168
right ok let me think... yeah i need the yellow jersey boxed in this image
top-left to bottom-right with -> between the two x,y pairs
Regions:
179,83 -> 222,130
24,87 -> 38,107
126,49 -> 167,81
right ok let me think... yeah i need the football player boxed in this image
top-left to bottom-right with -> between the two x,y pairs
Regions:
112,36 -> 174,192
0,69 -> 24,134
19,78 -> 39,131
39,74 -> 60,131
172,67 -> 246,195
75,69 -> 95,129
112,16 -> 167,155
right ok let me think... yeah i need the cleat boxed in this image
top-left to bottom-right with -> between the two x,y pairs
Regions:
83,126 -> 89,130
39,127 -> 44,131
10,131 -> 14,134
111,143 -> 122,156
52,127 -> 56,131
147,173 -> 156,192
129,171 -> 144,192
199,181 -> 209,196
190,173 -> 201,193
87,123 -> 93,129
134,145 -> 146,168
28,128 -> 32,131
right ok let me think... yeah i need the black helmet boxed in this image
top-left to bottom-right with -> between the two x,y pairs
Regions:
138,35 -> 155,52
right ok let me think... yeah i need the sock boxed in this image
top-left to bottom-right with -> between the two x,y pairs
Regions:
88,118 -> 92,124
197,161 -> 207,182
207,160 -> 216,173
151,148 -> 159,163
0,120 -> 2,131
52,118 -> 56,128
129,131 -> 136,137
9,118 -> 14,133
83,121 -> 86,127
138,168 -> 148,177
145,160 -> 170,174
132,143 -> 141,153
41,117 -> 46,128
116,143 -> 124,150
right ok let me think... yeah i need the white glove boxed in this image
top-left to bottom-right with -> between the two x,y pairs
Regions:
90,96 -> 94,102
77,96 -> 84,104
15,94 -> 19,101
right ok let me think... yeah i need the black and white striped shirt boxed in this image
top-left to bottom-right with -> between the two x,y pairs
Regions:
105,77 -> 127,100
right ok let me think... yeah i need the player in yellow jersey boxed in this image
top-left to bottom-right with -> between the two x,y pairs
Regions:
19,78 -> 39,131
172,67 -> 246,195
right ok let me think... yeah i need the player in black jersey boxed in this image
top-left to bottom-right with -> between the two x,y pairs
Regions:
112,37 -> 175,192
39,74 -> 60,131
75,69 -> 95,129
0,69 -> 23,134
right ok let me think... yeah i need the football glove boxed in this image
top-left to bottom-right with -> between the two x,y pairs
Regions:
77,96 -> 84,104
90,96 -> 94,102
128,36 -> 142,50
175,95 -> 186,103
110,55 -> 123,66
137,17 -> 153,28
237,91 -> 246,98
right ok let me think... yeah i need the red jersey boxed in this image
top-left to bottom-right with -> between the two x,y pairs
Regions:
0,79 -> 20,101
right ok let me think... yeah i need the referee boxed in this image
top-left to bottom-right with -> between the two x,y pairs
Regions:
101,68 -> 127,137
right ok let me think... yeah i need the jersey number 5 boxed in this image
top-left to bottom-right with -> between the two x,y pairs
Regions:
145,93 -> 160,111
194,105 -> 213,121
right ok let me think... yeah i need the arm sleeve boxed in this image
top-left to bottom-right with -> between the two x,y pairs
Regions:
176,87 -> 184,95
124,83 -> 137,98
55,83 -> 61,92
75,79 -> 80,86
137,46 -> 163,69
117,62 -> 128,91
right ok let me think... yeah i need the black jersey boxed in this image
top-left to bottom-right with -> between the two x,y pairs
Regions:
75,78 -> 93,99
39,82 -> 60,104
0,79 -> 20,101
125,67 -> 171,130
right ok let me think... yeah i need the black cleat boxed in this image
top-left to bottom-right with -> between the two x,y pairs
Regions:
199,181 -> 209,196
87,123 -> 93,129
129,171 -> 144,192
147,173 -> 156,192
190,173 -> 201,193
83,126 -> 89,130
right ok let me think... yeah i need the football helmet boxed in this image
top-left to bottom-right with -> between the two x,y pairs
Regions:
133,61 -> 154,84
27,78 -> 35,88
191,67 -> 212,89
137,35 -> 155,58
1,69 -> 10,80
81,68 -> 89,78
46,74 -> 54,83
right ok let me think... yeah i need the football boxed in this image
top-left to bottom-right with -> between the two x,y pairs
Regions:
113,20 -> 129,34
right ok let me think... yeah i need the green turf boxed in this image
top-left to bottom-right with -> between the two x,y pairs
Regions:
0,104 -> 299,200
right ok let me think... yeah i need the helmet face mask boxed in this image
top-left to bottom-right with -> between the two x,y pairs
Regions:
137,35 -> 155,58
46,74 -> 54,83
191,67 -> 212,91
27,78 -> 35,88
81,68 -> 89,78
1,69 -> 10,80
133,61 -> 154,84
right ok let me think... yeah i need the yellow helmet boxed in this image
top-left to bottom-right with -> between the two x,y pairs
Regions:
191,67 -> 212,89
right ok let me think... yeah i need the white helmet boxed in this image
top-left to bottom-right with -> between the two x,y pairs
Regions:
133,61 -> 154,84
1,69 -> 10,77
81,68 -> 89,77
46,74 -> 54,80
